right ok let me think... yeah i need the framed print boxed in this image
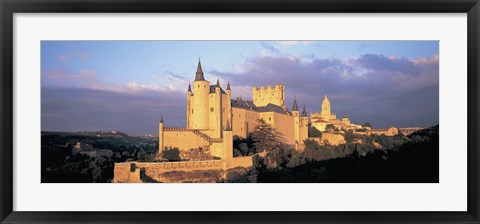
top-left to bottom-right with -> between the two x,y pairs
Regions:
1,0 -> 479,223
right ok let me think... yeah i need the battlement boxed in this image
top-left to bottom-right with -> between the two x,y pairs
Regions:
112,155 -> 255,183
251,84 -> 285,107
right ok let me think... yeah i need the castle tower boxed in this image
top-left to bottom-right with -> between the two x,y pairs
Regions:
292,96 -> 300,144
186,83 -> 192,128
226,81 -> 232,134
222,119 -> 233,169
299,104 -> 309,144
251,84 -> 285,107
321,95 -> 331,118
190,59 -> 210,129
156,115 -> 164,160
213,78 -> 223,138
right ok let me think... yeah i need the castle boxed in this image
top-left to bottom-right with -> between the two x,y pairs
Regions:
112,60 -> 404,183
157,60 -> 309,162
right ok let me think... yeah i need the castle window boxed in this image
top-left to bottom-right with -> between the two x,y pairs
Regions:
210,107 -> 214,112
198,85 -> 200,88
192,109 -> 194,114
204,85 -> 206,88
269,117 -> 271,121
223,108 -> 225,112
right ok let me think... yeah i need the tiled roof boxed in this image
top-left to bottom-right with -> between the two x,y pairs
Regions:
209,85 -> 226,94
231,99 -> 290,115
311,118 -> 329,123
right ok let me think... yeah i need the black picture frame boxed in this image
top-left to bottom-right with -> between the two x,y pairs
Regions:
1,0 -> 479,223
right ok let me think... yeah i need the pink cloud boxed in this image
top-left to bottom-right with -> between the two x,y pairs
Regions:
42,68 -> 98,87
74,51 -> 89,61
58,54 -> 71,61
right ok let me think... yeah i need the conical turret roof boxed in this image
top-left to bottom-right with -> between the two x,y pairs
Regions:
292,96 -> 299,111
195,60 -> 205,81
226,81 -> 231,91
302,104 -> 308,117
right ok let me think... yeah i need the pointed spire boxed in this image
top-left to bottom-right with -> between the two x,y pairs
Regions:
187,83 -> 191,92
159,115 -> 164,124
292,96 -> 299,111
226,81 -> 231,91
216,77 -> 220,87
195,59 -> 205,81
302,104 -> 307,117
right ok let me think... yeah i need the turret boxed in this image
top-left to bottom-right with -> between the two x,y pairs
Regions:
213,77 -> 222,138
223,118 -> 233,169
292,96 -> 299,117
292,96 -> 300,144
157,115 -> 165,160
191,59 -> 210,129
299,105 -> 309,147
195,60 -> 206,81
186,83 -> 193,128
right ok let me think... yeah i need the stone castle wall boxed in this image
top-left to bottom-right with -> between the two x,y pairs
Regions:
113,155 -> 254,183
311,133 -> 346,146
231,156 -> 254,168
163,128 -> 210,151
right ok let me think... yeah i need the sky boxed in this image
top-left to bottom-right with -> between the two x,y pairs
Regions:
41,41 -> 439,136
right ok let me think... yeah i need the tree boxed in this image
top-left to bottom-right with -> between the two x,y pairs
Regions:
325,124 -> 336,132
251,118 -> 289,169
162,147 -> 181,161
309,126 -> 322,138
363,122 -> 372,128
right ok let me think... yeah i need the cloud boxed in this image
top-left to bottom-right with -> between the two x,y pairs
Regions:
260,41 -> 280,54
210,54 -> 439,128
279,41 -> 313,46
42,68 -> 98,87
58,54 -> 71,61
42,53 -> 439,135
41,86 -> 186,136
74,51 -> 89,61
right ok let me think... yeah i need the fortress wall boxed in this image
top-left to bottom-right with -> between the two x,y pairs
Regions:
230,155 -> 254,168
272,112 -> 295,145
113,156 -> 256,183
232,108 -> 260,138
210,141 -> 226,159
113,160 -> 225,183
113,163 -> 142,183
163,129 -> 210,151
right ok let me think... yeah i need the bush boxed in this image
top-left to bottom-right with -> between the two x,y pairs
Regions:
162,147 -> 181,161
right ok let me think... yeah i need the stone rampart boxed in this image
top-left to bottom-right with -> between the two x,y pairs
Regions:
113,155 -> 255,183
163,129 -> 210,151
231,156 -> 254,168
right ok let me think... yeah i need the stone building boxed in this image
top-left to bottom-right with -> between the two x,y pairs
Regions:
310,95 -> 362,131
157,60 -> 309,161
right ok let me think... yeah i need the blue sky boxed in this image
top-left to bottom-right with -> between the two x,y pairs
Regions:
41,41 -> 439,136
